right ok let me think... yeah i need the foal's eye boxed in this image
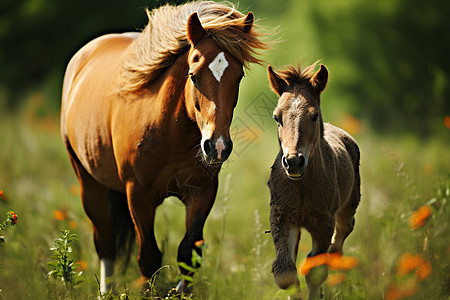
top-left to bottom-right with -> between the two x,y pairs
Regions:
312,113 -> 319,122
189,73 -> 198,86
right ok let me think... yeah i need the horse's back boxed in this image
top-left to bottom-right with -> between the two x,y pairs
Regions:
61,32 -> 139,190
62,32 -> 139,116
324,123 -> 360,169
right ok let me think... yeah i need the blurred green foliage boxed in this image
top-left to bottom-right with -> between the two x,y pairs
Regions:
1,0 -> 449,135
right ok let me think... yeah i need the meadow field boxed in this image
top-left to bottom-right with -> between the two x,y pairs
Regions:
0,87 -> 448,299
1,0 -> 449,299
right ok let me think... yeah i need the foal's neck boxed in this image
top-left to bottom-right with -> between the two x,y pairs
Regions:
307,129 -> 327,175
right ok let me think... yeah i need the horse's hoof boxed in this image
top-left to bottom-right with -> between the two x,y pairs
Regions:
175,279 -> 186,294
175,279 -> 193,294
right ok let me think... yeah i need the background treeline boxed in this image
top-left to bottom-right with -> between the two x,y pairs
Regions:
0,0 -> 449,135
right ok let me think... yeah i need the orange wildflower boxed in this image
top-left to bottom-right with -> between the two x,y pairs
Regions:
327,252 -> 359,271
397,253 -> 421,275
0,190 -> 8,203
69,184 -> 80,196
77,259 -> 88,271
300,252 -> 358,275
397,252 -> 432,281
53,209 -> 67,221
340,113 -> 362,136
415,259 -> 432,281
327,272 -> 346,287
386,279 -> 418,300
300,253 -> 329,275
194,240 -> 205,248
8,211 -> 18,225
69,220 -> 78,229
444,116 -> 450,129
409,205 -> 432,230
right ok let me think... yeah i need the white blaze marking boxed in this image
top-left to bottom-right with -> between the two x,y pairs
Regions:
215,136 -> 226,159
208,52 -> 229,82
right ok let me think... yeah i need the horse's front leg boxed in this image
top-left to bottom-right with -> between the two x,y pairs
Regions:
176,178 -> 218,293
125,181 -> 162,284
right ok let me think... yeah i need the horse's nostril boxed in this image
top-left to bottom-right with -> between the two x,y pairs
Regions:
282,156 -> 289,169
203,139 -> 212,154
298,155 -> 305,169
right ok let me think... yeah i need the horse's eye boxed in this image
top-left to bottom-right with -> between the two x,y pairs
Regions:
189,73 -> 198,86
273,115 -> 282,126
195,100 -> 200,111
312,113 -> 319,122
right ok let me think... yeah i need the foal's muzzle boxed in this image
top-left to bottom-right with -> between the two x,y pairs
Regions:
202,136 -> 233,164
282,153 -> 307,179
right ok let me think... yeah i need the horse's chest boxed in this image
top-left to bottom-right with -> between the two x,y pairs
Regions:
136,127 -> 159,157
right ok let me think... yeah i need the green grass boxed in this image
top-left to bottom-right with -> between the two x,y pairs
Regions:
0,97 -> 449,299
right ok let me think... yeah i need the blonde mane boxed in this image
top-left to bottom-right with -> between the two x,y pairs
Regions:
121,1 -> 268,93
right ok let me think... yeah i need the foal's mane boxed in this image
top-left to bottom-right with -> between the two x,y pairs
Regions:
121,1 -> 268,93
277,62 -> 319,89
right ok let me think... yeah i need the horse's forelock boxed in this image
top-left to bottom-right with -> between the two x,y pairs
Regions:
121,1 -> 269,93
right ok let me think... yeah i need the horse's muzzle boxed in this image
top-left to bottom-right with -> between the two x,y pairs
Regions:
282,154 -> 307,179
202,136 -> 233,164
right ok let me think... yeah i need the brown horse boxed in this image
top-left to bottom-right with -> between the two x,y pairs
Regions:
267,63 -> 361,299
60,1 -> 266,294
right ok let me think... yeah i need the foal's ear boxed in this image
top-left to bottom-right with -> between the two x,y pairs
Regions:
187,13 -> 207,47
241,12 -> 254,33
310,64 -> 328,93
268,65 -> 287,96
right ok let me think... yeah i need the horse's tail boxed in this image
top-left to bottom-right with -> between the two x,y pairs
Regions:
108,190 -> 135,273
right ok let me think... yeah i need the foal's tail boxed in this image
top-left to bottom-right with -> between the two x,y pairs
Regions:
108,190 -> 135,273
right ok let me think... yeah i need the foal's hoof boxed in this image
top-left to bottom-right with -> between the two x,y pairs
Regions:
273,270 -> 298,290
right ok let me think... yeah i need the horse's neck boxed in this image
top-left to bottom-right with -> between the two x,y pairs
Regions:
157,54 -> 201,145
158,54 -> 190,119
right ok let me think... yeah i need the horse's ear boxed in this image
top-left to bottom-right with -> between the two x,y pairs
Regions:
242,12 -> 254,33
187,12 -> 207,47
310,64 -> 328,93
268,65 -> 287,96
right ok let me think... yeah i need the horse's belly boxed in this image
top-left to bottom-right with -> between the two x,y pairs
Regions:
66,113 -> 125,191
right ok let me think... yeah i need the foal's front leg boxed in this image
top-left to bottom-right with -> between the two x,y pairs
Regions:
270,205 -> 301,291
176,178 -> 218,293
